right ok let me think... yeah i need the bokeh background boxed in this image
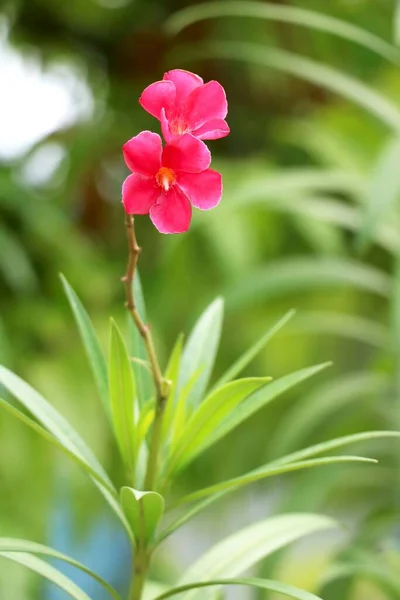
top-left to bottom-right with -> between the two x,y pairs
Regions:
1,0 -> 400,598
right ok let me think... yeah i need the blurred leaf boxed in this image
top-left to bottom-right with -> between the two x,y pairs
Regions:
168,377 -> 271,474
177,298 -> 224,409
173,456 -> 376,506
182,43 -> 400,132
288,311 -> 390,349
109,319 -> 136,473
357,136 -> 400,252
0,552 -> 92,600
153,576 -> 324,600
269,372 -> 389,458
177,513 -> 337,600
395,0 -> 400,46
213,309 -> 295,388
166,2 -> 400,64
60,275 -> 110,420
323,561 -> 400,596
121,487 -> 164,544
127,272 -> 154,407
226,258 -> 391,311
169,367 -> 203,455
0,539 -> 120,600
0,225 -> 37,293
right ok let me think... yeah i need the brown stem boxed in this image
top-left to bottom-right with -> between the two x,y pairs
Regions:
123,214 -> 170,492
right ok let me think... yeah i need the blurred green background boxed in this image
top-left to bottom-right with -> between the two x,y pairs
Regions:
1,0 -> 400,598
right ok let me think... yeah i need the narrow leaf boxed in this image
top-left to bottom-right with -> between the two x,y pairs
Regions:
190,363 -> 331,461
213,309 -> 295,388
177,298 -> 224,409
357,136 -> 400,252
166,1 -> 400,65
0,552 -> 91,600
177,513 -> 337,600
153,576 -> 324,600
161,333 -> 184,444
0,366 -> 113,489
121,487 -> 164,543
60,275 -> 109,419
173,456 -> 376,506
169,377 -> 271,473
109,319 -> 136,472
0,539 -> 120,600
0,398 -> 115,495
169,368 -> 204,455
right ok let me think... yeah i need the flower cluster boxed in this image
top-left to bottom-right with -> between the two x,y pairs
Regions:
122,69 -> 229,234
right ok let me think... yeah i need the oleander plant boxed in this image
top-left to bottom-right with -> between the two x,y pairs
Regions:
1,66 -> 399,600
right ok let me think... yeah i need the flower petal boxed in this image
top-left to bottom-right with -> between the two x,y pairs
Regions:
123,131 -> 162,176
176,169 -> 222,210
160,107 -> 173,143
163,69 -> 203,101
184,81 -> 228,129
192,118 -> 230,141
162,134 -> 211,173
150,186 -> 192,234
122,174 -> 160,214
139,81 -> 176,119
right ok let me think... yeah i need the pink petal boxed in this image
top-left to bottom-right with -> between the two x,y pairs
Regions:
150,186 -> 192,234
184,81 -> 228,130
162,134 -> 211,173
176,169 -> 222,210
139,81 -> 175,119
163,69 -> 203,101
160,107 -> 173,143
123,131 -> 162,176
122,174 -> 160,214
192,118 -> 230,141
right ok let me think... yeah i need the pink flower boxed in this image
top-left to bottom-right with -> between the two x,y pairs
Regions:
122,131 -> 222,234
139,69 -> 229,143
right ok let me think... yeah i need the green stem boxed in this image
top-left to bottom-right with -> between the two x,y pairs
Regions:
129,543 -> 148,600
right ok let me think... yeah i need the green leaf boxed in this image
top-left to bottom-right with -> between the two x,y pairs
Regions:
161,333 -> 184,444
177,298 -> 224,409
173,456 -> 376,506
0,539 -> 120,600
179,42 -> 400,133
192,363 -> 331,459
166,1 -> 400,65
269,372 -> 389,458
323,562 -> 400,596
226,258 -> 391,312
0,552 -> 92,600
121,487 -> 164,543
153,576 -> 324,600
357,136 -> 400,252
0,398 -> 116,495
0,366 -> 112,488
109,319 -> 136,472
60,275 -> 109,420
213,310 -> 295,388
270,430 -> 400,468
0,367 -> 133,539
169,367 -> 204,455
168,377 -> 271,473
127,272 -> 154,407
177,513 -> 337,600
395,0 -> 400,46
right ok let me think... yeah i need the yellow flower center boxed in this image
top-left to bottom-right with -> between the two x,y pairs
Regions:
156,167 -> 176,191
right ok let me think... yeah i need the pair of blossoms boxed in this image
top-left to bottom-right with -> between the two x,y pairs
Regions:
122,69 -> 229,234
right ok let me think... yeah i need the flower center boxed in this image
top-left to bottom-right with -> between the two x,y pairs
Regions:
170,119 -> 189,136
156,166 -> 176,191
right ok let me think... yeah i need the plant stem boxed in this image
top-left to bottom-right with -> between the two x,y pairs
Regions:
123,214 -> 170,486
128,542 -> 148,600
